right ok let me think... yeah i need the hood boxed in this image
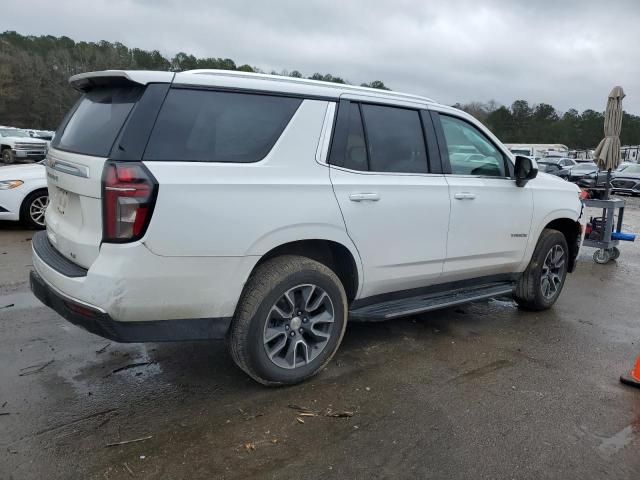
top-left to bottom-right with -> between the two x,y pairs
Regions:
1,136 -> 47,145
0,163 -> 45,180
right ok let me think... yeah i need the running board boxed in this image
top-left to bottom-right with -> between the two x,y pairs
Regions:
349,282 -> 515,321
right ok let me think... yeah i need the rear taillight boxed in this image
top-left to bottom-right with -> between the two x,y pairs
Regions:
102,161 -> 158,242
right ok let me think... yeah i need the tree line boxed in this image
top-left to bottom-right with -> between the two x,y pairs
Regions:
1,31 -> 638,149
453,100 -> 640,149
0,31 -> 389,131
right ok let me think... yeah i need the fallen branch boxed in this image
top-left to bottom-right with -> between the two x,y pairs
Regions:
123,462 -> 135,477
111,362 -> 154,374
106,435 -> 152,447
19,359 -> 54,376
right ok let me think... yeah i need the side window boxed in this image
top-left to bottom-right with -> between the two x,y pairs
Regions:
439,115 -> 506,177
144,89 -> 301,162
328,102 -> 368,171
361,104 -> 428,173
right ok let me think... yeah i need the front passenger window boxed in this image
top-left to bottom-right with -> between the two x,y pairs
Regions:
440,115 -> 506,177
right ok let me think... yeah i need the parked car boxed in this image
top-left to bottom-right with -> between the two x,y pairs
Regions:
537,161 -> 564,175
0,128 -> 48,164
558,162 -> 598,182
30,70 -> 585,385
578,163 -> 640,198
0,162 -> 48,228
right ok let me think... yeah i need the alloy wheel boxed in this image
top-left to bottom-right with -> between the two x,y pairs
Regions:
540,244 -> 566,299
29,195 -> 49,227
263,284 -> 335,369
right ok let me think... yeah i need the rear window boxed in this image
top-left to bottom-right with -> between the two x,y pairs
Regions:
53,85 -> 143,157
144,89 -> 302,163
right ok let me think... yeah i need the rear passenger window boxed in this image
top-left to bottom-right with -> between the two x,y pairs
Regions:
144,89 -> 301,162
329,103 -> 368,171
361,104 -> 428,174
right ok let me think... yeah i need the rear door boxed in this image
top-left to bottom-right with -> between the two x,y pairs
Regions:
328,100 -> 450,298
45,73 -> 171,268
431,111 -> 533,280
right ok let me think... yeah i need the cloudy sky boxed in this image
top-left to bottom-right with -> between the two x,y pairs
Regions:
2,0 -> 639,113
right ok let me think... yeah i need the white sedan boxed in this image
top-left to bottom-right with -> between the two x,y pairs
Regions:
0,162 -> 48,228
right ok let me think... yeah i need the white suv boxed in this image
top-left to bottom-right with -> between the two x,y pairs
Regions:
31,70 -> 584,385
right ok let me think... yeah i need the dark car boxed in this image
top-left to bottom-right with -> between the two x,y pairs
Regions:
537,161 -> 564,175
560,162 -> 598,183
578,163 -> 640,197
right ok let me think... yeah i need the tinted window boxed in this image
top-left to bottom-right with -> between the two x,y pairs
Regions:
144,89 -> 301,162
54,86 -> 143,157
361,104 -> 427,173
440,115 -> 506,177
329,103 -> 368,171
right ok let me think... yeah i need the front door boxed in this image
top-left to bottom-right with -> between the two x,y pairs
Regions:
433,112 -> 534,281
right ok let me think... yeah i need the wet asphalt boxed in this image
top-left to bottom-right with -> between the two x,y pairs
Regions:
1,197 -> 640,480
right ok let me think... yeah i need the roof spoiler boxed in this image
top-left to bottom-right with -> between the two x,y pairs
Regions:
69,70 -> 175,92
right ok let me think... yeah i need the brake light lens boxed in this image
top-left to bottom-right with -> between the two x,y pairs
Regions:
102,162 -> 158,242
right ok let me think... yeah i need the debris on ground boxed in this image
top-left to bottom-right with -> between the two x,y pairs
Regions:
111,362 -> 155,375
19,359 -> 54,376
106,435 -> 153,447
96,343 -> 111,354
0,412 -> 10,416
237,407 -> 264,421
244,442 -> 256,452
1,304 -> 14,309
296,417 -> 305,424
123,462 -> 135,477
288,404 -> 355,419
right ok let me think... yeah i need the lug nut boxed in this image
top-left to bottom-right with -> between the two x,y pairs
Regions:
299,328 -> 304,333
302,317 -> 308,323
290,331 -> 296,337
285,325 -> 289,330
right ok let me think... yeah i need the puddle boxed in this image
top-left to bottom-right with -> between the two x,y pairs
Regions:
598,424 -> 637,456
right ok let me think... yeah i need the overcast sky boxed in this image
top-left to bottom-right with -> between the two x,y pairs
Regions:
2,0 -> 639,113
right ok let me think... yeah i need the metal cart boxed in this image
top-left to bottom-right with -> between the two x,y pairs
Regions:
582,197 -> 626,264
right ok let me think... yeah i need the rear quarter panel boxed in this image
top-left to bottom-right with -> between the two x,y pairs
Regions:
142,99 -> 360,269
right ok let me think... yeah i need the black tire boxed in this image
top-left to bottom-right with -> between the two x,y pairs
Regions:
514,229 -> 569,311
2,149 -> 15,164
227,255 -> 348,386
20,189 -> 49,229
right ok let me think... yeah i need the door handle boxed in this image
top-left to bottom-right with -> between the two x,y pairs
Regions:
454,192 -> 476,200
349,192 -> 380,202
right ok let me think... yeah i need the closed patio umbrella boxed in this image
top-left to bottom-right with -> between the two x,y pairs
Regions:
593,86 -> 625,197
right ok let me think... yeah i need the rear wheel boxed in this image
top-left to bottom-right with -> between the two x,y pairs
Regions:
2,149 -> 15,164
227,255 -> 348,386
21,189 -> 49,229
593,248 -> 611,264
514,229 -> 569,311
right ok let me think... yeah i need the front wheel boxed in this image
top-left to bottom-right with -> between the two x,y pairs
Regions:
227,255 -> 348,386
21,189 -> 49,229
2,149 -> 15,164
514,229 -> 569,311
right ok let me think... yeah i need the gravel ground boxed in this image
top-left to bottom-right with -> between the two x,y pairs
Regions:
1,195 -> 640,480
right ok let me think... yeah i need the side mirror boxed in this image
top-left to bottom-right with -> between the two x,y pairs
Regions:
514,155 -> 538,187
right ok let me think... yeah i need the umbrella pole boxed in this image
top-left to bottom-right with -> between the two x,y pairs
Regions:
604,168 -> 612,200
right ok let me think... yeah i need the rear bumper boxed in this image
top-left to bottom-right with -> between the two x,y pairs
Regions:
30,269 -> 231,342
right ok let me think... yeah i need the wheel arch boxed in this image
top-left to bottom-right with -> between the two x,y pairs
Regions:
251,239 -> 361,303
543,217 -> 582,272
19,187 -> 49,223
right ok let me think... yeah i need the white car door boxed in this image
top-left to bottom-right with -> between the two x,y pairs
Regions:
432,112 -> 534,281
329,101 -> 450,299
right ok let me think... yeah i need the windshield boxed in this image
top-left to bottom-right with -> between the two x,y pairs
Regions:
572,163 -> 596,172
0,128 -> 29,137
538,162 -> 558,172
619,164 -> 640,175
